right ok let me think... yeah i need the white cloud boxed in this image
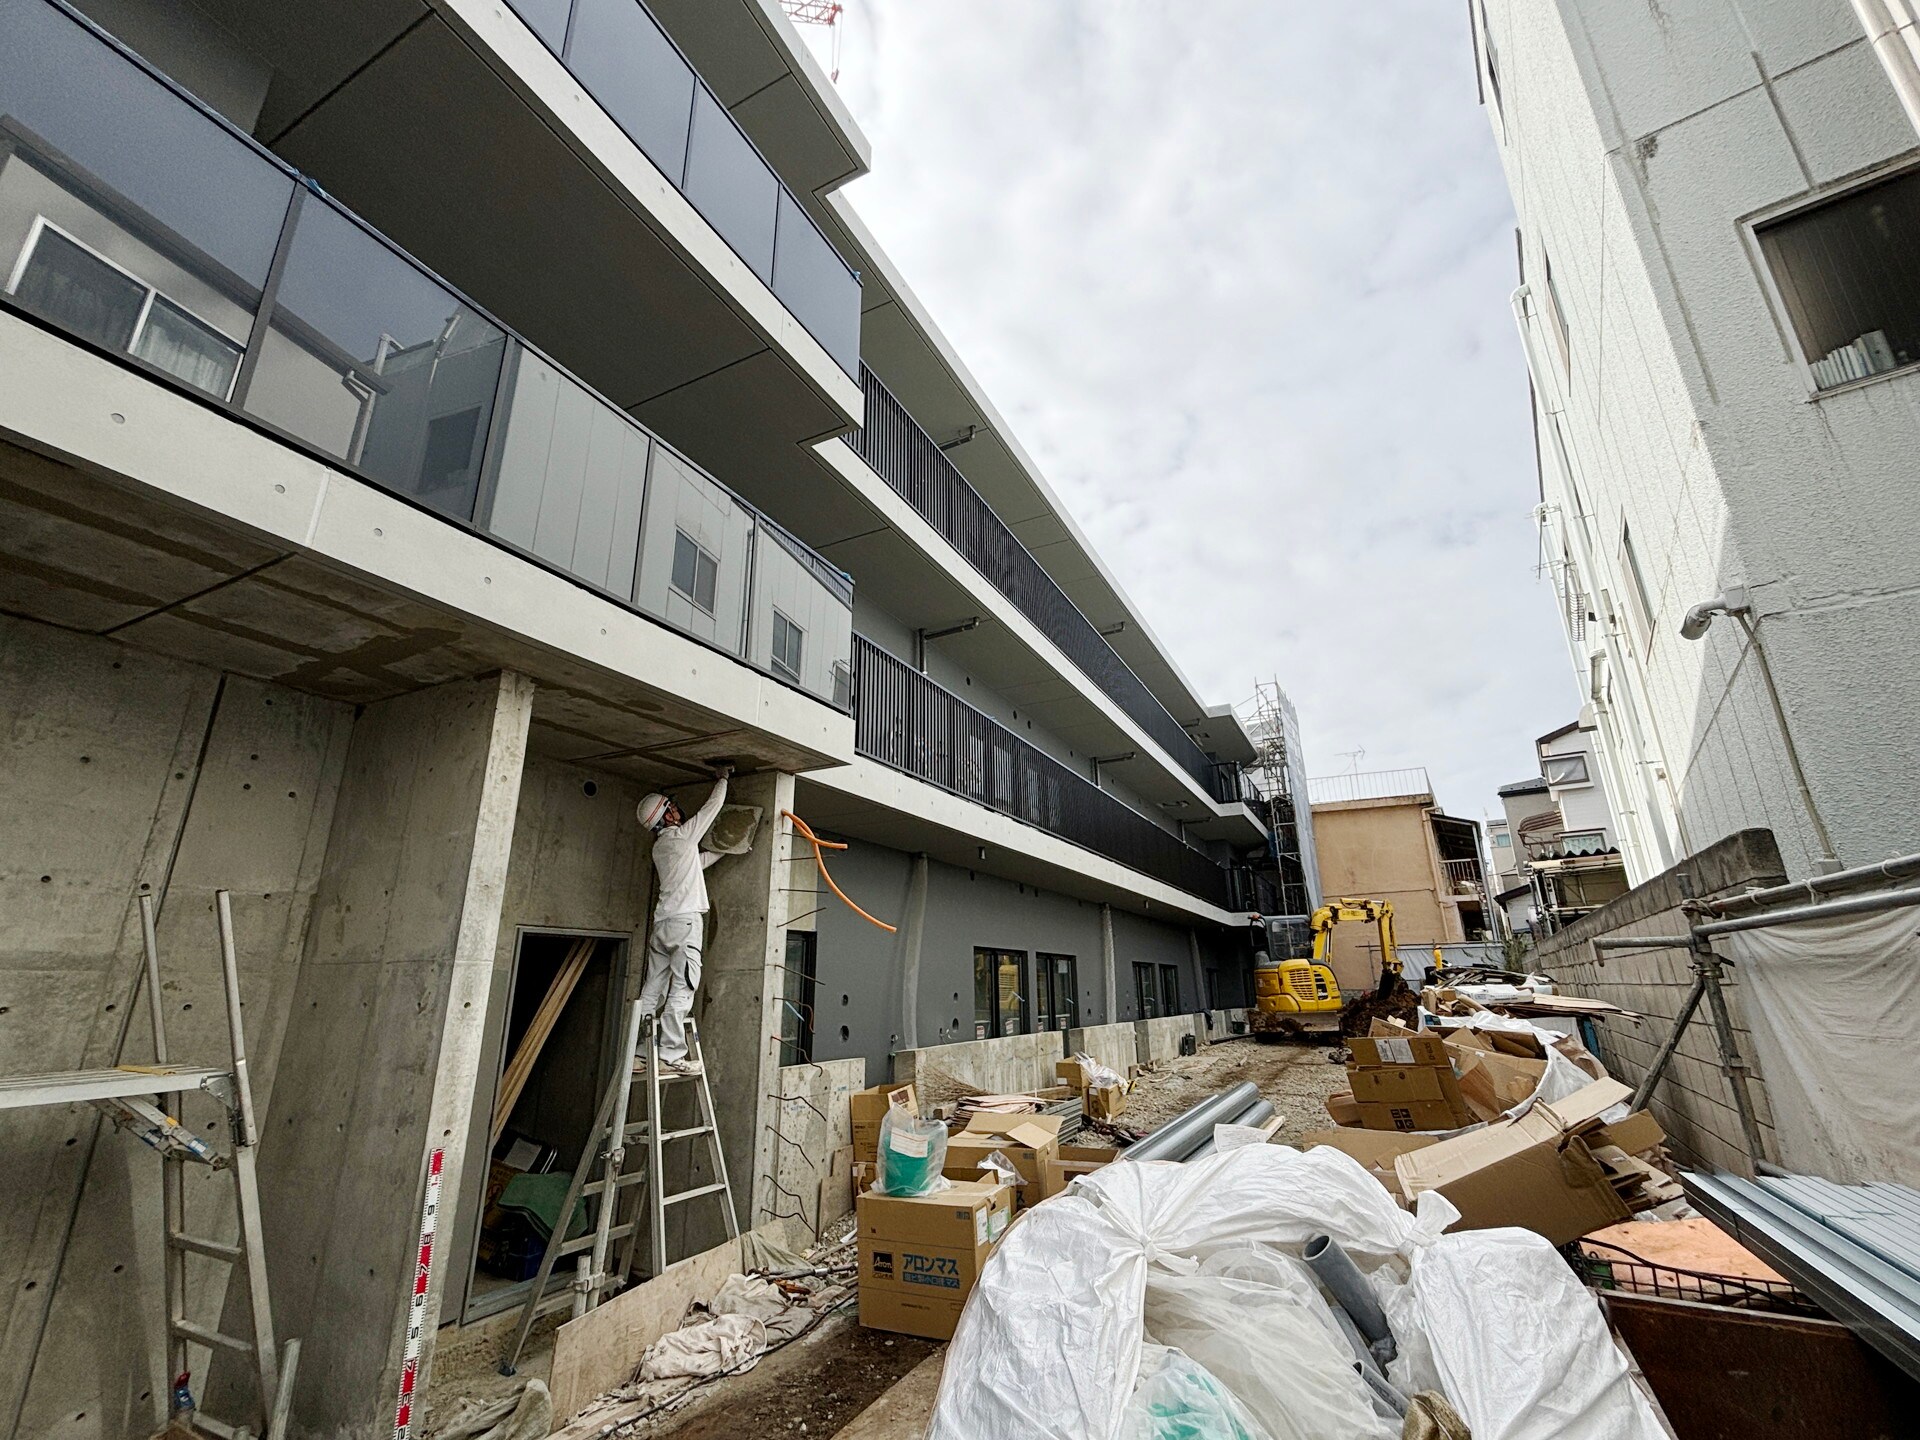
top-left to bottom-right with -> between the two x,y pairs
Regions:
808,3 -> 1580,819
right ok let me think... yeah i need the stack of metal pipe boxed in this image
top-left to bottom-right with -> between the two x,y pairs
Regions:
1117,1082 -> 1276,1164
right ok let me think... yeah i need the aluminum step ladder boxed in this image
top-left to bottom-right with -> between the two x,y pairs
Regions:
0,892 -> 297,1438
498,1005 -> 738,1374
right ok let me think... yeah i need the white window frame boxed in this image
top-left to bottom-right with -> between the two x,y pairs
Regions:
1742,156 -> 1920,402
1540,246 -> 1571,380
669,528 -> 719,616
770,608 -> 803,683
1618,520 -> 1655,650
5,215 -> 245,401
1558,829 -> 1608,855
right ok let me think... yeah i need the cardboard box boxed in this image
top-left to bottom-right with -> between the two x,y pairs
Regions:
1301,1128 -> 1436,1194
1452,1049 -> 1547,1122
1433,1023 -> 1547,1061
943,1113 -> 1065,1209
1085,1082 -> 1127,1121
857,1179 -> 1013,1340
1348,1062 -> 1472,1132
1349,1031 -> 1450,1068
1325,1091 -> 1361,1127
1394,1079 -> 1637,1244
1056,1059 -> 1089,1093
850,1082 -> 918,1164
1044,1142 -> 1117,1194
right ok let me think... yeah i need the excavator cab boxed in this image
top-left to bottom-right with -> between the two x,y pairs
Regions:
1250,899 -> 1407,1038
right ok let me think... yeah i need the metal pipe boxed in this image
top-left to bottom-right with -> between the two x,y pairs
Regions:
1185,1098 -> 1275,1160
1593,934 -> 1693,952
1729,610 -> 1841,873
1702,851 -> 1920,915
1693,883 -> 1920,937
1304,1234 -> 1396,1365
1119,1082 -> 1259,1163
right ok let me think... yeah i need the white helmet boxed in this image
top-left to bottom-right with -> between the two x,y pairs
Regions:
637,793 -> 673,830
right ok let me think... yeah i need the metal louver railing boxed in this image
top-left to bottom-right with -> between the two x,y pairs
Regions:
852,636 -> 1232,906
850,367 -> 1234,801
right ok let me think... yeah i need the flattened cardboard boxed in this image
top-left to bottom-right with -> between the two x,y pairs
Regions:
1302,1128 -> 1435,1192
1395,1083 -> 1637,1244
1454,1051 -> 1547,1122
1594,1110 -> 1664,1156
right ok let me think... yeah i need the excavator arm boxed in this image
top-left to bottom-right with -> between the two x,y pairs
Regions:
1309,899 -> 1402,997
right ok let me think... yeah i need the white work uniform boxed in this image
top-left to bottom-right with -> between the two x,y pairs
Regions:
640,777 -> 727,1064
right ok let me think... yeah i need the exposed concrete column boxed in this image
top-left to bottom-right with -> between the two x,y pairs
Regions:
1101,903 -> 1117,1022
241,671 -> 533,1437
691,769 -> 797,1241
1188,928 -> 1204,1012
898,853 -> 929,1049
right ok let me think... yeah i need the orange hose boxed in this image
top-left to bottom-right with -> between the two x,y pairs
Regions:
783,810 -> 896,932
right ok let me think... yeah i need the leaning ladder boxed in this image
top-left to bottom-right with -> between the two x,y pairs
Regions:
499,1008 -> 739,1374
0,891 -> 296,1439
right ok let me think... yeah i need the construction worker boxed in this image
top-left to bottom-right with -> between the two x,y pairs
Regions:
635,763 -> 734,1074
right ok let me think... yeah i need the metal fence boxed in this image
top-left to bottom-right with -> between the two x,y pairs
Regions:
853,637 -> 1232,906
851,368 -> 1229,799
1442,858 -> 1485,895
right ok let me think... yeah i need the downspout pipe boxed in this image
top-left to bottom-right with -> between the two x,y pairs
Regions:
899,853 -> 928,1048
1853,0 -> 1920,139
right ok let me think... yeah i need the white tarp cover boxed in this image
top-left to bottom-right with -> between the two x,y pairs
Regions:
926,1144 -> 1665,1440
1721,905 -> 1920,1187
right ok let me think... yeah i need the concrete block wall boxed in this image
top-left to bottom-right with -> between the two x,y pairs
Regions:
1532,829 -> 1786,1173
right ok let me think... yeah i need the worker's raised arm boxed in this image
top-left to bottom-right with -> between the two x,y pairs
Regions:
687,767 -> 730,844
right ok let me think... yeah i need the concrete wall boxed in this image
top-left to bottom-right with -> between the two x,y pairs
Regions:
893,1032 -> 1064,1107
0,618 -> 355,1440
1065,1021 -> 1137,1077
247,672 -> 533,1436
1490,0 -> 1920,882
764,1058 -> 866,1240
1531,829 -> 1787,1174
1135,1014 -> 1203,1066
1309,798 -> 1457,992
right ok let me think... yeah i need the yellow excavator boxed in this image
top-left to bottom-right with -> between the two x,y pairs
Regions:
1249,898 -> 1413,1037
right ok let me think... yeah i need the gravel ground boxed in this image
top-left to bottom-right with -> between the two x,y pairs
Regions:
1121,1037 -> 1349,1146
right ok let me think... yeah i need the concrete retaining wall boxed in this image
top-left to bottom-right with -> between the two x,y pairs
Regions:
893,1031 -> 1064,1103
1065,1021 -> 1138,1076
1532,828 -> 1785,1174
1201,1009 -> 1248,1042
767,1057 -> 866,1240
1135,1013 -> 1204,1066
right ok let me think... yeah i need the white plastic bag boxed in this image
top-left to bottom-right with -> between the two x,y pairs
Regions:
874,1105 -> 949,1196
1409,1228 -> 1666,1440
1144,1270 -> 1392,1440
1119,1345 -> 1271,1440
1072,1050 -> 1127,1091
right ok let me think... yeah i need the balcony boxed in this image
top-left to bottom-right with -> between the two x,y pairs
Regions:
501,0 -> 860,378
852,636 -> 1232,907
0,0 -> 851,709
850,366 -> 1233,800
1442,858 -> 1486,897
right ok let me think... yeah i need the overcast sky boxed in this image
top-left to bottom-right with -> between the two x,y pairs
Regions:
800,6 -> 1574,822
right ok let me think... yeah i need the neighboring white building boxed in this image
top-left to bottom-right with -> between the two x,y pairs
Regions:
1495,723 -> 1631,939
1476,0 -> 1920,883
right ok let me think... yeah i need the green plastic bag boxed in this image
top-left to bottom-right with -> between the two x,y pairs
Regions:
874,1104 -> 950,1197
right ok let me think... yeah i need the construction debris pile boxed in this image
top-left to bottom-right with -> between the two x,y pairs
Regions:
852,980 -> 1720,1437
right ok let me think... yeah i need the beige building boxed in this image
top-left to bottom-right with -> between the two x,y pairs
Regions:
1308,769 -> 1492,993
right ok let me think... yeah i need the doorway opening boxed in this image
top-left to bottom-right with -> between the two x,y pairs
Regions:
466,929 -> 627,1322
